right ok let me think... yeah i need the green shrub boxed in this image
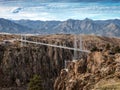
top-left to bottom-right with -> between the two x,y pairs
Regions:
28,75 -> 43,90
91,46 -> 98,52
112,46 -> 120,54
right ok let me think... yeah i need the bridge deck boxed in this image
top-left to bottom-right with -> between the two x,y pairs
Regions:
19,40 -> 90,53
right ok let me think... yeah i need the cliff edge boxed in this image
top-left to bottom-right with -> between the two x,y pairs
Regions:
54,51 -> 120,90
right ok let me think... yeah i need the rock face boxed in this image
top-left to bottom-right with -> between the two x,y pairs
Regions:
0,34 -> 120,90
0,42 -> 73,90
54,52 -> 120,90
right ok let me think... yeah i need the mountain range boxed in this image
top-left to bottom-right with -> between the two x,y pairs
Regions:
0,18 -> 120,37
0,18 -> 32,34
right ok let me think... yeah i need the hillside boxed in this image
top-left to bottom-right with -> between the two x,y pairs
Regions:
0,18 -> 32,34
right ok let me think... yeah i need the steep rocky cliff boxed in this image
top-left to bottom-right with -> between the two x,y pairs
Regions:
0,34 -> 73,90
54,51 -> 120,90
0,34 -> 120,90
0,42 -> 73,90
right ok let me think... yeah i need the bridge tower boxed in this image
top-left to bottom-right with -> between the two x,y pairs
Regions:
24,35 -> 26,46
80,36 -> 82,50
73,35 -> 77,60
21,34 -> 26,47
21,34 -> 23,47
73,34 -> 82,61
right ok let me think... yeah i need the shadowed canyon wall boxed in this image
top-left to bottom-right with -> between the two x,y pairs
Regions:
0,40 -> 73,90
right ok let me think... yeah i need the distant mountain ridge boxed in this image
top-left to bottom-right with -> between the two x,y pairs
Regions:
0,18 -> 120,36
0,18 -> 32,33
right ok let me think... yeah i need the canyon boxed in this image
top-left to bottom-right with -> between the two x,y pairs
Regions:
0,34 -> 120,90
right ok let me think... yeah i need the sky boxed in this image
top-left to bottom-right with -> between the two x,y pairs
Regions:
0,0 -> 120,21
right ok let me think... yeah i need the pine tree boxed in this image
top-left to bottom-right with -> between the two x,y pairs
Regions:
28,75 -> 43,90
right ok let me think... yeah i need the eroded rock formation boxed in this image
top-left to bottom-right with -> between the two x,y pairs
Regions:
54,52 -> 120,90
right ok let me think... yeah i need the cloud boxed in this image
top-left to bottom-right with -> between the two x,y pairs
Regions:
12,7 -> 22,13
0,0 -> 120,2
0,2 -> 120,20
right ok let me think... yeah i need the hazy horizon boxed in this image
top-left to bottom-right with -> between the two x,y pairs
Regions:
5,18 -> 120,22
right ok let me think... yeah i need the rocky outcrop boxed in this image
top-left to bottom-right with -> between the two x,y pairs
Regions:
54,52 -> 120,90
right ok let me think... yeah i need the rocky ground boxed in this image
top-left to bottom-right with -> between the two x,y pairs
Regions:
54,51 -> 120,90
0,34 -> 120,90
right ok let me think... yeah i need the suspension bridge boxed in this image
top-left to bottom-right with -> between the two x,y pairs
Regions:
19,39 -> 90,53
2,34 -> 90,70
19,34 -> 90,70
19,35 -> 90,53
